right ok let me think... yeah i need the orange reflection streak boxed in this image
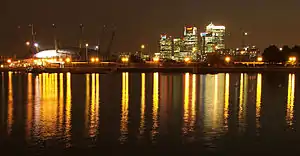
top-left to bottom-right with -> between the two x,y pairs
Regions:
89,73 -> 99,137
256,73 -> 262,130
224,73 -> 230,128
239,74 -> 244,122
120,72 -> 129,143
190,74 -> 196,132
212,74 -> 219,128
58,73 -> 64,134
26,73 -> 33,139
33,75 -> 42,138
1,73 -> 4,127
286,74 -> 295,127
183,73 -> 190,135
151,72 -> 159,141
90,74 -> 95,136
139,73 -> 146,136
65,73 -> 72,141
95,74 -> 100,135
40,73 -> 58,138
7,71 -> 13,135
85,74 -> 90,134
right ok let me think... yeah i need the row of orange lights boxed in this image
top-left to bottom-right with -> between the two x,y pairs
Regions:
224,56 -> 263,63
90,57 -> 99,63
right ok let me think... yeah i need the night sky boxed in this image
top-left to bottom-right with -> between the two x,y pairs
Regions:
1,0 -> 300,56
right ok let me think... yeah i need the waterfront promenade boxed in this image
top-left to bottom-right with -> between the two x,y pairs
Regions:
1,65 -> 300,74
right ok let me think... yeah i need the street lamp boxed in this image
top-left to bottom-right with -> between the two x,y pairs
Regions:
289,56 -> 296,62
141,44 -> 145,49
34,43 -> 39,48
91,57 -> 95,63
153,56 -> 159,62
85,43 -> 89,62
225,56 -> 231,63
7,59 -> 12,64
65,57 -> 71,63
257,56 -> 263,62
121,57 -> 129,63
184,57 -> 191,63
26,41 -> 30,46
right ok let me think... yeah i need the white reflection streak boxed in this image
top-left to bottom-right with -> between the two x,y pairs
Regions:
139,73 -> 146,136
286,74 -> 295,127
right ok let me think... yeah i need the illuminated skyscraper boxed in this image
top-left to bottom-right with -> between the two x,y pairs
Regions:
183,26 -> 198,59
159,35 -> 172,59
202,23 -> 225,54
173,38 -> 184,61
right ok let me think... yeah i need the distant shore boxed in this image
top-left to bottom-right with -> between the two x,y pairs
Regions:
1,66 -> 300,74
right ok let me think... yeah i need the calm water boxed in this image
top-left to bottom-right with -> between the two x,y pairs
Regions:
1,72 -> 300,155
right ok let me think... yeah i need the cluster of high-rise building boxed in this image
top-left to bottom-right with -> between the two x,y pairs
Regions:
158,22 -> 260,62
158,23 -> 226,61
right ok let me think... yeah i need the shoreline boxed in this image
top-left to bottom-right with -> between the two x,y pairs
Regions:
1,66 -> 300,74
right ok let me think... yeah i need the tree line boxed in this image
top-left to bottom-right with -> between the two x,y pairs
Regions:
262,45 -> 300,63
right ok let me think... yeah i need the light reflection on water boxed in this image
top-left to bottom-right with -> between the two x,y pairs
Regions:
286,74 -> 295,127
151,72 -> 159,142
0,72 -> 299,151
120,72 -> 129,143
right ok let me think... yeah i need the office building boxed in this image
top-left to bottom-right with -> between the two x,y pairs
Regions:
202,23 -> 225,55
159,35 -> 172,59
173,38 -> 184,61
183,26 -> 198,59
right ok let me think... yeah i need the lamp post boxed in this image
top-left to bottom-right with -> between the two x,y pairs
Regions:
242,31 -> 248,49
95,46 -> 99,58
52,24 -> 58,52
85,43 -> 89,61
141,44 -> 145,58
225,56 -> 231,64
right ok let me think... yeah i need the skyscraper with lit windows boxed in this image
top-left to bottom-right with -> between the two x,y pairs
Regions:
202,23 -> 225,55
183,26 -> 198,59
159,35 -> 172,59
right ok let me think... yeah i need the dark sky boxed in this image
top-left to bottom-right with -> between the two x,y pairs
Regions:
1,0 -> 300,56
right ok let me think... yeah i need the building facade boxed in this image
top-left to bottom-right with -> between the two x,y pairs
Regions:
202,23 -> 225,55
172,38 -> 185,61
159,35 -> 172,59
183,26 -> 198,60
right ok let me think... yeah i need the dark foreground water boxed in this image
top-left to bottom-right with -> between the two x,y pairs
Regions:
1,72 -> 300,155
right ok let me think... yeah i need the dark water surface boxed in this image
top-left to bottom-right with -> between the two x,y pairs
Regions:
1,72 -> 300,155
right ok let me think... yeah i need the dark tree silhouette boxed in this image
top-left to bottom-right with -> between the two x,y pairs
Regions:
207,53 -> 224,67
262,45 -> 285,63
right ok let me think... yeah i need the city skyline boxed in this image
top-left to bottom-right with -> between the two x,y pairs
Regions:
2,0 -> 300,56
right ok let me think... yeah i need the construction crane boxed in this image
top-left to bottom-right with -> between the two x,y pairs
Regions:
97,24 -> 116,61
105,25 -> 116,57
